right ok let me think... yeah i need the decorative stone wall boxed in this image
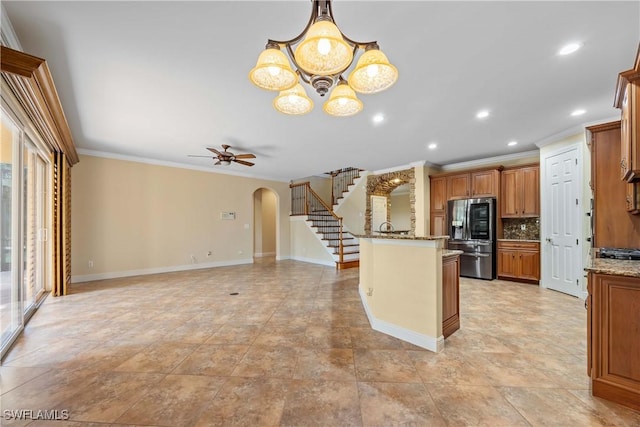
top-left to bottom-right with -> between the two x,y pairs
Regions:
365,168 -> 416,234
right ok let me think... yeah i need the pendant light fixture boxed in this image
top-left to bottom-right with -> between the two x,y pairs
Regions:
248,0 -> 398,117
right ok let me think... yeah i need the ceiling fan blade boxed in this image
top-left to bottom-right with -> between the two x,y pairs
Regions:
234,153 -> 256,159
234,159 -> 254,167
206,147 -> 223,156
214,160 -> 222,165
188,155 -> 214,158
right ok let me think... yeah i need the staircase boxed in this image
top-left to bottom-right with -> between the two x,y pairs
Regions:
290,168 -> 362,269
307,207 -> 360,269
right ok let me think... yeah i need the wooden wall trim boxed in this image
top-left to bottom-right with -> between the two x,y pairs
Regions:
1,46 -> 79,165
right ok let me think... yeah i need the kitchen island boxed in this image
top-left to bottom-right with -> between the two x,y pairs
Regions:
357,234 -> 460,352
585,252 -> 640,411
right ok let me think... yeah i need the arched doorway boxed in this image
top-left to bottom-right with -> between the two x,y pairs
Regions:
253,188 -> 277,259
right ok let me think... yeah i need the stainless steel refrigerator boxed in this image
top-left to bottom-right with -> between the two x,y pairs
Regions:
446,197 -> 496,280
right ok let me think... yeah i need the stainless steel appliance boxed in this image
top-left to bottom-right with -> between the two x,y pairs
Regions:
447,198 -> 496,279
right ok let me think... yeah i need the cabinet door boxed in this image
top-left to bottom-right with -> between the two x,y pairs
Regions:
430,212 -> 446,236
591,273 -> 640,411
471,170 -> 498,197
500,169 -> 520,217
497,249 -> 518,278
519,250 -> 540,280
521,166 -> 540,216
442,255 -> 460,338
430,177 -> 447,212
447,174 -> 470,199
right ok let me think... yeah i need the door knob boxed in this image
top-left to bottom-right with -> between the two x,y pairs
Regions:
545,237 -> 553,243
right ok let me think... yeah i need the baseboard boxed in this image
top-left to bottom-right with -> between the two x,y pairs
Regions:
71,258 -> 254,283
358,286 -> 444,353
289,256 -> 335,267
254,252 -> 276,258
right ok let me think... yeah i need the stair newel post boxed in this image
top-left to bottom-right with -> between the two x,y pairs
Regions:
304,182 -> 309,215
339,217 -> 344,264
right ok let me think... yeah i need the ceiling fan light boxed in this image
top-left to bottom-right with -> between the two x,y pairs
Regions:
323,83 -> 363,117
348,48 -> 398,94
249,48 -> 298,91
294,20 -> 353,76
273,84 -> 314,115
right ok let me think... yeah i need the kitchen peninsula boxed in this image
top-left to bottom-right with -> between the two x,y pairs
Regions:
357,234 -> 461,353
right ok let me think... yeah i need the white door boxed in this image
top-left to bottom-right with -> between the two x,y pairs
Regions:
371,196 -> 388,232
542,147 -> 581,297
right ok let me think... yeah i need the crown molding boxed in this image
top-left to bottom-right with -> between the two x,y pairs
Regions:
373,161 -> 429,175
533,116 -> 619,148
440,150 -> 539,172
1,5 -> 23,50
76,148 -> 289,182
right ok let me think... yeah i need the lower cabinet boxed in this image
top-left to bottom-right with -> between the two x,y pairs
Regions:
442,254 -> 460,338
497,241 -> 540,282
587,272 -> 640,411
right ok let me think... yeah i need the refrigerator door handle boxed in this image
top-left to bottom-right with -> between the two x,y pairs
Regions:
460,252 -> 491,258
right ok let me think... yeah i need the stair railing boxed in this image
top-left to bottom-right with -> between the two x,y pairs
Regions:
330,167 -> 361,206
290,181 -> 344,263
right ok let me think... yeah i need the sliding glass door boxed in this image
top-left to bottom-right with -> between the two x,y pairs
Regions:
1,110 -> 22,353
1,104 -> 51,359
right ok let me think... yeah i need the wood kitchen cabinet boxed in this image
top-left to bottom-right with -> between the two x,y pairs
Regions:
442,254 -> 460,338
587,271 -> 640,411
429,176 -> 447,236
615,48 -> 640,182
500,165 -> 540,218
446,169 -> 501,200
497,240 -> 540,282
588,121 -> 640,247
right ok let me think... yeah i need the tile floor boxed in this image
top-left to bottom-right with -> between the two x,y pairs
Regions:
2,258 -> 640,426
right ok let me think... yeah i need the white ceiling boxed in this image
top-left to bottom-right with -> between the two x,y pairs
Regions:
4,1 -> 639,182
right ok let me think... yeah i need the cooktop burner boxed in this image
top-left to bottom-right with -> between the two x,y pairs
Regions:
599,248 -> 640,260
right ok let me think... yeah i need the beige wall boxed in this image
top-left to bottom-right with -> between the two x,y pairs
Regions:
359,237 -> 444,351
71,154 -> 291,281
259,189 -> 277,255
390,192 -> 410,230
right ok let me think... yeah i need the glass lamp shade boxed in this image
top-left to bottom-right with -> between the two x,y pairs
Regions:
273,84 -> 314,115
249,48 -> 298,91
348,49 -> 398,94
323,83 -> 363,117
294,21 -> 353,76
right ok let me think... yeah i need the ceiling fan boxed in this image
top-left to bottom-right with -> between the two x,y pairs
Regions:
188,144 -> 256,167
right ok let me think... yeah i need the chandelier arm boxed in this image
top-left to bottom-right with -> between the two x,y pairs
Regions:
265,0 -> 320,47
325,0 -> 377,48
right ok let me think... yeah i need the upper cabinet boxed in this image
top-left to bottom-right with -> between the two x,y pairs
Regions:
615,46 -> 640,182
500,165 -> 540,218
445,168 -> 501,200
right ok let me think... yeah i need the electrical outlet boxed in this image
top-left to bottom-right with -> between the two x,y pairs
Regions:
238,250 -> 243,255
520,224 -> 526,230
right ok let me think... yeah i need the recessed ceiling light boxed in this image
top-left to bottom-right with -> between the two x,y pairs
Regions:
558,42 -> 582,56
372,113 -> 385,124
476,110 -> 490,119
508,141 -> 518,147
428,143 -> 437,150
571,109 -> 586,116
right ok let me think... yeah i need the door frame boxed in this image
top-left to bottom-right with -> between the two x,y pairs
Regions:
539,140 -> 586,299
252,187 -> 279,259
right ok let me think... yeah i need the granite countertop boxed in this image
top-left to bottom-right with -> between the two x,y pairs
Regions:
497,239 -> 540,243
442,249 -> 463,258
584,250 -> 640,278
355,234 -> 450,241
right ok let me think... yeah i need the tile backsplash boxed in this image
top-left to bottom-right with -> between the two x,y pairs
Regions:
502,217 -> 540,240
